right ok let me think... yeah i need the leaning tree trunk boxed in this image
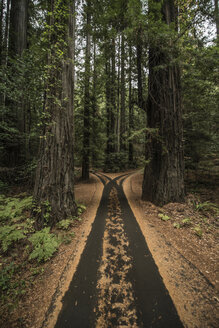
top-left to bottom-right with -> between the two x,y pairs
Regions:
33,0 -> 77,227
142,0 -> 184,206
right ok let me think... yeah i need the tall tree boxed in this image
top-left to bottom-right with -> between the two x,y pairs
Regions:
82,0 -> 91,180
142,0 -> 185,205
8,0 -> 28,57
215,0 -> 219,42
128,43 -> 134,165
33,0 -> 77,227
120,31 -> 126,151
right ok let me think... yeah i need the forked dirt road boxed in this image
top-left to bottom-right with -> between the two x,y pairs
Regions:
52,172 -> 183,327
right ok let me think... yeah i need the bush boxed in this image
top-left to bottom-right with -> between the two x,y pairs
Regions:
28,227 -> 60,262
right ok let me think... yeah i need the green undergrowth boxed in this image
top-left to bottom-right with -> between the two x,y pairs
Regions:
158,197 -> 218,239
0,193 -> 86,316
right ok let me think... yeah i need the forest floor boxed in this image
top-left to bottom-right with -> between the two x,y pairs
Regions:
0,170 -> 218,328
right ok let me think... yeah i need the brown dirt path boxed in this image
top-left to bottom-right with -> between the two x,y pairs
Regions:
2,174 -> 103,328
4,170 -> 218,328
124,171 -> 219,328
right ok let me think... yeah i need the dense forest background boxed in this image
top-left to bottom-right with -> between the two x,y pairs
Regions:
0,0 -> 218,189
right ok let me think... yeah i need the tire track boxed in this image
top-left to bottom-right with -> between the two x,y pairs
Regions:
95,187 -> 139,327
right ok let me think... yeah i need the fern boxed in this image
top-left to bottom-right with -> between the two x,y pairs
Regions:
0,196 -> 33,222
77,204 -> 86,215
0,225 -> 25,252
56,219 -> 72,230
28,227 -> 59,262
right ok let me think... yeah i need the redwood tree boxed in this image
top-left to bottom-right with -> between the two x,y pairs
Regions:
33,0 -> 77,226
142,0 -> 185,205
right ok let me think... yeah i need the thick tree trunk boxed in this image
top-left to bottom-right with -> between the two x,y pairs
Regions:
142,0 -> 184,206
9,0 -> 28,57
82,0 -> 91,180
33,0 -> 77,227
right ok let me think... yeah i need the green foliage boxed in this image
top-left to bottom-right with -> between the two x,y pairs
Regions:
173,222 -> 181,229
194,201 -> 219,215
181,218 -> 192,226
77,204 -> 86,215
0,195 -> 33,223
32,199 -> 52,225
193,225 -> 203,238
0,225 -> 25,252
56,219 -> 72,230
158,213 -> 171,221
0,262 -> 16,292
0,50 -> 45,168
0,262 -> 26,306
104,152 -> 129,172
183,44 -> 219,172
0,180 -> 8,193
28,228 -> 59,262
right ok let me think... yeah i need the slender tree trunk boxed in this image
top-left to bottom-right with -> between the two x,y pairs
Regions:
0,0 -> 10,120
2,0 -> 10,66
136,27 -> 146,111
92,37 -> 97,167
117,35 -> 121,153
111,37 -> 116,152
33,0 -> 77,227
142,0 -> 184,206
120,31 -> 125,151
0,0 -> 4,64
82,0 -> 91,180
128,44 -> 134,165
105,41 -> 111,164
215,0 -> 219,42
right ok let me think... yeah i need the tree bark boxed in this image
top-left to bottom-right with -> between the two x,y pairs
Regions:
120,31 -> 125,151
33,0 -> 77,227
142,0 -> 184,206
116,34 -> 121,153
82,0 -> 91,180
91,36 -> 97,167
8,0 -> 28,57
128,44 -> 134,165
215,0 -> 219,42
136,27 -> 146,112
111,37 -> 116,152
0,0 -> 4,64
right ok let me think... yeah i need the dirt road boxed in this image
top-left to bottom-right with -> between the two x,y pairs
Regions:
54,173 -> 183,327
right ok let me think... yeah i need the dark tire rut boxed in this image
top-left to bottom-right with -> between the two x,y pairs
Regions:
54,173 -> 183,328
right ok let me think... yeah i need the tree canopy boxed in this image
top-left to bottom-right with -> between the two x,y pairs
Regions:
0,0 -> 218,220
